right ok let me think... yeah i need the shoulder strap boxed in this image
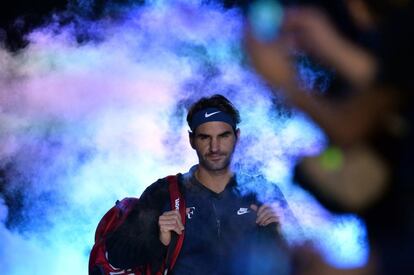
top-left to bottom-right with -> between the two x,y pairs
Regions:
163,174 -> 186,275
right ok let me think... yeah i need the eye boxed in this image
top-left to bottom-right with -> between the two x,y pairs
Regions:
219,132 -> 232,138
198,135 -> 209,141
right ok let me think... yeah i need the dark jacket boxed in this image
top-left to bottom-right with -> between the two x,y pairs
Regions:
106,166 -> 293,275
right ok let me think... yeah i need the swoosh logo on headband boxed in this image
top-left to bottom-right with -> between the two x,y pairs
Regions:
205,111 -> 221,118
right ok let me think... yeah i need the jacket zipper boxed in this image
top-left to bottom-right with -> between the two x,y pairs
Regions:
212,201 -> 221,239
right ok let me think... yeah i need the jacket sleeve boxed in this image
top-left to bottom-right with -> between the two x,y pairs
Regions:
105,179 -> 169,269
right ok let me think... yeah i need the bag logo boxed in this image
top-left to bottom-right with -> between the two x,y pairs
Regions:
175,198 -> 180,210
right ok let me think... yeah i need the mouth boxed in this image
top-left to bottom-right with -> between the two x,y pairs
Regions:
207,154 -> 225,161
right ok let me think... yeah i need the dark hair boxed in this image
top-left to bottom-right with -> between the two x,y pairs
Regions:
186,94 -> 241,130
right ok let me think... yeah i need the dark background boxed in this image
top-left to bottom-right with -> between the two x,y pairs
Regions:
0,0 -> 355,51
0,0 -> 68,50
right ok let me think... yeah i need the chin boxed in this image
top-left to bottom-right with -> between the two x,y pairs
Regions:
203,161 -> 230,172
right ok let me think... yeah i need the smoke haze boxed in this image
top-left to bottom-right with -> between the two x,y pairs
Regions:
0,1 -> 367,273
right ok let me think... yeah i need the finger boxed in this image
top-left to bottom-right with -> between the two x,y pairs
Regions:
159,214 -> 180,225
160,224 -> 183,235
159,223 -> 177,231
160,210 -> 183,222
159,212 -> 182,222
256,209 -> 276,224
159,218 -> 182,226
256,205 -> 280,224
163,218 -> 184,231
159,219 -> 184,234
176,217 -> 184,231
257,202 -> 280,217
257,210 -> 277,223
161,209 -> 181,217
256,204 -> 270,219
173,209 -> 184,229
159,212 -> 184,231
259,217 -> 279,227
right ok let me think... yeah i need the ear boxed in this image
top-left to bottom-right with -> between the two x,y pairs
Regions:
189,131 -> 195,149
235,128 -> 240,141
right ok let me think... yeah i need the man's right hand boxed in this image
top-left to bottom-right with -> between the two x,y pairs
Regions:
158,209 -> 185,246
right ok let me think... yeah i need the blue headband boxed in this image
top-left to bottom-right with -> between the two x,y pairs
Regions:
190,107 -> 236,132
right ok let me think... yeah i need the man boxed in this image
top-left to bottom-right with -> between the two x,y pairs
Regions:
106,94 -> 293,275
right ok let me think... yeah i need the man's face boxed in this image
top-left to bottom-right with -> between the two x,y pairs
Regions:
190,121 -> 239,172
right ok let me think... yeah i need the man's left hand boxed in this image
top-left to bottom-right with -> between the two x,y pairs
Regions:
250,203 -> 283,227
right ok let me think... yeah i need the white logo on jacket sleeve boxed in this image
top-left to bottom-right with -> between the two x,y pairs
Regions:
236,207 -> 251,215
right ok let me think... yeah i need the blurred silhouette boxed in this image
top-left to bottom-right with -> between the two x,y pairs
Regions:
246,0 -> 414,274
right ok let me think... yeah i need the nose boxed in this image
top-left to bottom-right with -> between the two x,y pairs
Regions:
210,137 -> 219,153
